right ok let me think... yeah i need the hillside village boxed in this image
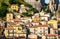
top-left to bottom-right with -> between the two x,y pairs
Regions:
0,0 -> 60,39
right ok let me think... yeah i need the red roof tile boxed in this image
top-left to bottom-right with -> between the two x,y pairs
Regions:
45,34 -> 58,36
29,25 -> 48,28
6,27 -> 15,30
53,28 -> 58,30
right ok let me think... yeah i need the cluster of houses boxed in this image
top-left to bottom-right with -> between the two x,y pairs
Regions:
3,4 -> 59,39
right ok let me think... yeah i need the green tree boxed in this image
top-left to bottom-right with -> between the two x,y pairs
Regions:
18,0 -> 24,3
0,2 -> 8,18
0,7 -> 8,18
9,0 -> 16,4
36,0 -> 38,1
24,2 -> 32,8
50,12 -> 54,17
58,10 -> 60,14
28,8 -> 39,13
21,12 -> 32,17
1,2 -> 8,8
42,6 -> 47,11
9,0 -> 21,5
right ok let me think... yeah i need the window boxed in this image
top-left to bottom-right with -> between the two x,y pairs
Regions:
40,31 -> 42,32
45,28 -> 48,30
13,6 -> 15,9
8,30 -> 14,37
36,0 -> 38,1
18,28 -> 21,30
15,6 -> 16,8
50,37 -> 53,39
55,30 -> 58,34
43,30 -> 45,35
39,31 -> 42,35
46,36 -> 57,39
9,15 -> 11,17
8,30 -> 14,34
54,36 -> 57,39
47,36 -> 50,39
18,27 -> 22,30
8,34 -> 14,37
31,32 -> 34,34
37,36 -> 42,39
40,28 -> 42,29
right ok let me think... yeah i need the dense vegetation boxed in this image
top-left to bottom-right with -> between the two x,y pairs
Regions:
0,0 -> 39,18
0,2 -> 8,18
0,0 -> 58,18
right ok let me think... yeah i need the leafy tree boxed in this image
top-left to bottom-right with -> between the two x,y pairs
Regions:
0,2 -> 8,18
21,12 -> 32,17
24,2 -> 32,8
50,12 -> 54,17
13,9 -> 18,12
42,6 -> 47,11
46,6 -> 51,13
32,8 -> 39,13
0,0 -> 39,18
19,0 -> 24,2
1,2 -> 8,8
58,10 -> 60,14
0,7 -> 8,18
18,0 -> 24,3
28,8 -> 39,13
36,0 -> 39,1
9,0 -> 16,4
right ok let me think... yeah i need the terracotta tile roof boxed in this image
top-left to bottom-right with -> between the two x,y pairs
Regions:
45,34 -> 58,36
7,22 -> 15,25
53,28 -> 58,30
6,27 -> 15,30
29,25 -> 48,28
36,24 -> 48,27
13,18 -> 26,22
26,22 -> 47,25
8,25 -> 18,27
7,24 -> 16,27
18,36 -> 25,38
49,27 -> 57,29
29,26 -> 38,28
17,34 -> 26,37
8,25 -> 14,27
14,19 -> 22,22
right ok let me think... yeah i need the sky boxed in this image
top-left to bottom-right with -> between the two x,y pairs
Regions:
45,0 -> 49,4
45,0 -> 60,4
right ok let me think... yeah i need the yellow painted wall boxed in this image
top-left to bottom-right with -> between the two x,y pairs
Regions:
4,26 -> 23,38
32,17 -> 41,22
4,29 -> 8,37
48,20 -> 58,28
